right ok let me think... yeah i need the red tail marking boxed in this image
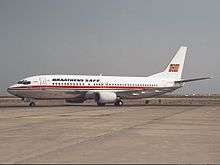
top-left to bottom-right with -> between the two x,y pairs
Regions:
169,64 -> 180,72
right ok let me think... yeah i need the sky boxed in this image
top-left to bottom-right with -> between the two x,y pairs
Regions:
0,0 -> 219,94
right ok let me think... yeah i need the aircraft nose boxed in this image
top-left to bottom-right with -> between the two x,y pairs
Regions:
7,87 -> 13,95
7,85 -> 16,95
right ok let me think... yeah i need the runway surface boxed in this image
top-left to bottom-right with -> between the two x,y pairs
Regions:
0,102 -> 220,163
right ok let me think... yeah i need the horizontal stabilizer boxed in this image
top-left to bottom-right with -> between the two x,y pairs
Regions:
174,77 -> 212,83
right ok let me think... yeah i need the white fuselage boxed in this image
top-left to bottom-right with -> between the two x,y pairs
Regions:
7,74 -> 181,100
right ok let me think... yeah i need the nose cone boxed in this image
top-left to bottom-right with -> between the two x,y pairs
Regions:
7,85 -> 17,96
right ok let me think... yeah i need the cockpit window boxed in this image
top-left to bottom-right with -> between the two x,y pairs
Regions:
17,80 -> 31,85
17,80 -> 24,84
23,81 -> 31,85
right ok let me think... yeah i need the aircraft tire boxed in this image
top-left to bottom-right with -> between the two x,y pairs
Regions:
114,100 -> 123,106
29,102 -> 36,107
97,102 -> 106,106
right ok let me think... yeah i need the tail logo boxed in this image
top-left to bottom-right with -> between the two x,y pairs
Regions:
169,64 -> 180,72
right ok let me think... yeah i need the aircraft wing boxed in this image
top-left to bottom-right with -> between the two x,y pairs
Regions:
174,77 -> 212,83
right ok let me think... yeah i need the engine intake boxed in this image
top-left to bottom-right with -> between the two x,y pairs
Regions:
95,92 -> 117,104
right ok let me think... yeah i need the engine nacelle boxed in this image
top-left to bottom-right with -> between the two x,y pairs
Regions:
95,92 -> 117,103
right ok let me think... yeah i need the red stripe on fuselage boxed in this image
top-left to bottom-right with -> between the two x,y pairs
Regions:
10,85 -> 153,90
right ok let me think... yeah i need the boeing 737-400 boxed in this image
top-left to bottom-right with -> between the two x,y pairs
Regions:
7,46 -> 211,106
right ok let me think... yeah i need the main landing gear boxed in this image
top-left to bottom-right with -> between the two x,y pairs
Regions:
29,102 -> 36,107
96,99 -> 124,106
97,102 -> 106,106
114,99 -> 123,106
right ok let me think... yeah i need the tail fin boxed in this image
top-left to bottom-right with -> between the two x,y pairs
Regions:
163,46 -> 187,80
149,46 -> 187,80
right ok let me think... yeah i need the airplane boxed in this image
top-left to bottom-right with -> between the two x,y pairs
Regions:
7,46 -> 211,107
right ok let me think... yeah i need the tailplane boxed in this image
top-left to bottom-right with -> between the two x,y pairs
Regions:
174,77 -> 212,83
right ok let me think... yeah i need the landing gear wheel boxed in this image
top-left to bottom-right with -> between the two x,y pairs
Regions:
114,100 -> 123,106
97,102 -> 106,106
29,102 -> 36,107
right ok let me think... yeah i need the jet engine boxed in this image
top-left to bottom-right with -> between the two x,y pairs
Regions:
95,92 -> 117,104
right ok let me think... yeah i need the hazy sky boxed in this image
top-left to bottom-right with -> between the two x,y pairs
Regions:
0,0 -> 219,94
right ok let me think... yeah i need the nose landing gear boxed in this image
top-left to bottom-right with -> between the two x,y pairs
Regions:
22,98 -> 36,107
29,102 -> 36,107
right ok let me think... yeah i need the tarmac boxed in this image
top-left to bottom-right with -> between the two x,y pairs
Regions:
0,97 -> 220,163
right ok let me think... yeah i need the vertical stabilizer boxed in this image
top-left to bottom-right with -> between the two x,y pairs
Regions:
149,46 -> 187,80
163,46 -> 187,80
